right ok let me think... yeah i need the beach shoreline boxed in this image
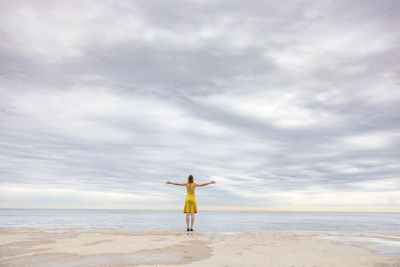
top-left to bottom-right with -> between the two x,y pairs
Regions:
1,227 -> 400,266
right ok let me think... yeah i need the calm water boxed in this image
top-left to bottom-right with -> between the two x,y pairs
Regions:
0,209 -> 399,231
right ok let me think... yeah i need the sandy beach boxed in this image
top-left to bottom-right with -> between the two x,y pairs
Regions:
1,228 -> 399,267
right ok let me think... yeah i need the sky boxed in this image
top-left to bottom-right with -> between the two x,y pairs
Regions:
0,0 -> 399,212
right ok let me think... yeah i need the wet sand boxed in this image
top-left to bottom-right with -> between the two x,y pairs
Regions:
1,228 -> 400,266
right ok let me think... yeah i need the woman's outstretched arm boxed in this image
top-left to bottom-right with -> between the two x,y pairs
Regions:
196,180 -> 216,187
166,181 -> 187,186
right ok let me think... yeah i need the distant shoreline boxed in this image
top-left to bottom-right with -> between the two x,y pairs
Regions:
2,207 -> 399,213
0,208 -> 400,214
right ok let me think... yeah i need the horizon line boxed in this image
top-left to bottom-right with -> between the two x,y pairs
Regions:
1,205 -> 399,213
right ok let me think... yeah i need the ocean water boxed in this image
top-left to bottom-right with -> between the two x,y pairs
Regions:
1,209 -> 400,231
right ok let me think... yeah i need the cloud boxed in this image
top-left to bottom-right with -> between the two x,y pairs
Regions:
0,0 -> 399,211
341,131 -> 397,150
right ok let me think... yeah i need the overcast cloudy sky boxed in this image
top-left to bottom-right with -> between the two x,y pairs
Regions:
1,0 -> 399,211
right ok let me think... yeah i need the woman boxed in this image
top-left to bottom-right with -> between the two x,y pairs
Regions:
166,174 -> 216,231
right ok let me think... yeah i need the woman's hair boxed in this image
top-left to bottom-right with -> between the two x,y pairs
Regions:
187,174 -> 194,184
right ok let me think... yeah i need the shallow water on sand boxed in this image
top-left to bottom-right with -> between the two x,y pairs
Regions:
317,234 -> 400,258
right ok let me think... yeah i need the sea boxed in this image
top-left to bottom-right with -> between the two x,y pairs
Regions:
1,208 -> 399,231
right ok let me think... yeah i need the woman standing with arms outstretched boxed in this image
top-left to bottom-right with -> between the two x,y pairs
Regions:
166,175 -> 216,231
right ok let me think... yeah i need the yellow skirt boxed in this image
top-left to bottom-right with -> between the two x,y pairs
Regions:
183,194 -> 197,213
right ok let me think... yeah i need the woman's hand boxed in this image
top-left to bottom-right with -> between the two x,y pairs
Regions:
166,181 -> 171,184
211,180 -> 216,184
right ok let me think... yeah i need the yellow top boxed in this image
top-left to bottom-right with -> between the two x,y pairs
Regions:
186,184 -> 195,195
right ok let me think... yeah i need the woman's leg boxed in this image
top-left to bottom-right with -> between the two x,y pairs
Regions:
186,213 -> 190,228
190,212 -> 195,229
